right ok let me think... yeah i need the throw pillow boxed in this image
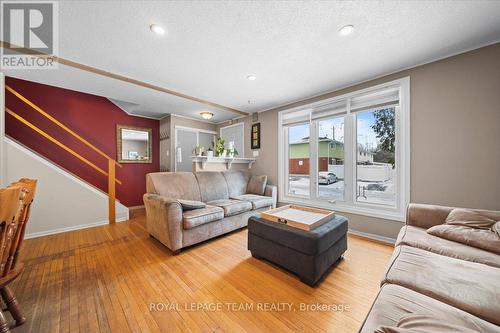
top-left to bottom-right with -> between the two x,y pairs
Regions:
444,208 -> 497,229
247,175 -> 267,195
493,221 -> 500,238
427,224 -> 500,254
177,199 -> 206,211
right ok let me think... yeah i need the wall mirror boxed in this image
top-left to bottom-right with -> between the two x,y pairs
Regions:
116,125 -> 152,163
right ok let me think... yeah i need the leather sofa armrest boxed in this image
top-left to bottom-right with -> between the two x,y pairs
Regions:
264,185 -> 277,208
143,193 -> 183,252
406,203 -> 453,229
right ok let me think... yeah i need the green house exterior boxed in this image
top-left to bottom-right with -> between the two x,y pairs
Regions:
289,138 -> 344,160
289,138 -> 344,174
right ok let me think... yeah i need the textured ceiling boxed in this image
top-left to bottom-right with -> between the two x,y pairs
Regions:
3,1 -> 500,122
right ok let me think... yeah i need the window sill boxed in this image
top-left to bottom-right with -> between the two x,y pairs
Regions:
279,195 -> 406,223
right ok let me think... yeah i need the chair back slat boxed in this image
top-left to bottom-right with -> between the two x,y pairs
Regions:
7,179 -> 37,272
0,186 -> 22,276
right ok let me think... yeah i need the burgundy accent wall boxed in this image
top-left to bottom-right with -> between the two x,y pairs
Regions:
5,77 -> 160,207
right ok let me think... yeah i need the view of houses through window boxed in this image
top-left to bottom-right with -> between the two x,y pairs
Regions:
287,109 -> 395,206
356,108 -> 396,205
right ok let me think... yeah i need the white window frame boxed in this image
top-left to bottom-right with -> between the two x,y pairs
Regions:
174,125 -> 217,171
219,122 -> 244,157
278,77 -> 410,222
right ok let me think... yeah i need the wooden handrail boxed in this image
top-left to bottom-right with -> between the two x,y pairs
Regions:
5,108 -> 122,185
5,85 -> 122,168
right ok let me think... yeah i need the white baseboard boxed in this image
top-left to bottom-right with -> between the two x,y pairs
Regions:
25,214 -> 129,239
348,229 -> 396,245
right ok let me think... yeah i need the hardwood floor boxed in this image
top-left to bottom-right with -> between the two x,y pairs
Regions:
10,214 -> 393,333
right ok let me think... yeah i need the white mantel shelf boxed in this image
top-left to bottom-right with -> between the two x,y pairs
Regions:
192,156 -> 256,170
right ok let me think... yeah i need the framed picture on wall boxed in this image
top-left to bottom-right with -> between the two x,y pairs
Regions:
251,123 -> 260,149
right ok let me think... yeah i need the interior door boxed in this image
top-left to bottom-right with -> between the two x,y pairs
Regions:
176,129 -> 197,171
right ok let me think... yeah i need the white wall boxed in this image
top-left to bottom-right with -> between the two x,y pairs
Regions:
4,138 -> 129,238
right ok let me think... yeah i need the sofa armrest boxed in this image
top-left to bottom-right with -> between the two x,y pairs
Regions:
406,203 -> 453,229
143,193 -> 183,251
264,185 -> 277,208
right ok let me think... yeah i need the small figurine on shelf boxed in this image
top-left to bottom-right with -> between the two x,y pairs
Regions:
192,145 -> 204,156
227,141 -> 239,158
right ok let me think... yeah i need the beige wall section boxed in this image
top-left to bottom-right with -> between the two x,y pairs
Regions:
218,43 -> 500,240
160,114 -> 217,172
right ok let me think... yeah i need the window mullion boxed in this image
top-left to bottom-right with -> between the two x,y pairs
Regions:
344,100 -> 354,205
310,120 -> 318,200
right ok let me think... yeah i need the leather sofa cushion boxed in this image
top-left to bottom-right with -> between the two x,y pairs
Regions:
222,171 -> 250,197
382,245 -> 500,325
231,194 -> 273,209
427,224 -> 500,255
248,215 -> 347,255
195,172 -> 229,202
207,199 -> 252,217
247,175 -> 267,195
396,225 -> 500,268
146,172 -> 202,201
360,284 -> 499,333
182,205 -> 224,229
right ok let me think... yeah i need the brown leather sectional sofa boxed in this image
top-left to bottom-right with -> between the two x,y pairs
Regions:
143,171 -> 277,254
360,203 -> 500,333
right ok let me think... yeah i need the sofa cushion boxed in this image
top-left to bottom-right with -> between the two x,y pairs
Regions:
360,284 -> 499,333
248,215 -> 347,255
376,314 -> 481,333
222,170 -> 250,197
195,172 -> 229,202
207,199 -> 252,217
445,208 -> 498,229
146,172 -> 202,201
427,224 -> 500,255
231,194 -> 273,210
382,245 -> 500,325
182,205 -> 224,229
247,175 -> 267,195
177,199 -> 206,211
396,225 -> 500,268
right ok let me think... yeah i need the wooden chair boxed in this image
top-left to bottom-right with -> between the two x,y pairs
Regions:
0,179 -> 37,332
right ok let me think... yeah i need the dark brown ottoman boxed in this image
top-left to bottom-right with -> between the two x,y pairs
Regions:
248,214 -> 348,286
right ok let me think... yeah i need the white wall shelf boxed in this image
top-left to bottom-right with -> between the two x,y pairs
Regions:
192,156 -> 256,170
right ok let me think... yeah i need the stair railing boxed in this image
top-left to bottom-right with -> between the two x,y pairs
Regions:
5,85 -> 122,224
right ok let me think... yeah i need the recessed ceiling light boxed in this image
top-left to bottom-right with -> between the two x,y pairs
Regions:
338,25 -> 354,36
246,75 -> 257,81
200,112 -> 214,120
150,24 -> 166,35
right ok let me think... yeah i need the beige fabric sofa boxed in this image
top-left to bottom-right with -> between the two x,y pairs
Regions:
143,170 -> 277,254
360,203 -> 500,333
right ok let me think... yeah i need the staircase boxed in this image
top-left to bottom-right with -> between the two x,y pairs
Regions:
2,83 -> 129,238
4,137 -> 129,238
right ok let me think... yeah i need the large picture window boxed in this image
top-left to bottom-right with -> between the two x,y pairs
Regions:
278,77 -> 410,221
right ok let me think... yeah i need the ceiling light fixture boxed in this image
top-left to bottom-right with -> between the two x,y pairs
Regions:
246,75 -> 257,81
200,112 -> 214,120
338,25 -> 354,36
150,24 -> 166,35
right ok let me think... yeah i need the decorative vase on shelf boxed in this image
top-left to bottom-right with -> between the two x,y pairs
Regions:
207,150 -> 214,157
